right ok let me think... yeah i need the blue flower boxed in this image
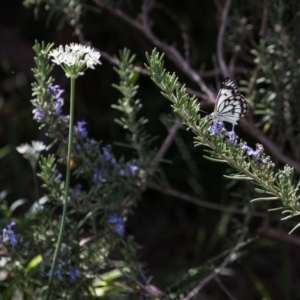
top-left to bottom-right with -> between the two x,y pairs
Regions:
77,121 -> 88,138
68,268 -> 81,284
93,168 -> 103,183
108,215 -> 125,236
102,145 -> 112,162
238,142 -> 254,156
239,143 -> 264,158
75,145 -> 82,152
226,130 -> 237,144
49,85 -> 64,98
119,169 -> 125,177
129,165 -> 139,178
33,108 -> 46,121
2,222 -> 17,246
208,120 -> 225,135
55,172 -> 62,182
54,97 -> 64,115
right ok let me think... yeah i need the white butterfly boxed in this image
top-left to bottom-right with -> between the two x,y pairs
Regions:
211,77 -> 249,130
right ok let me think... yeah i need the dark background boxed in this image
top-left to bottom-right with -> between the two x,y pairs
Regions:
0,1 -> 299,299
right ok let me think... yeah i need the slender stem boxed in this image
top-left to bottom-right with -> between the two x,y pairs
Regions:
32,168 -> 39,204
46,77 -> 76,299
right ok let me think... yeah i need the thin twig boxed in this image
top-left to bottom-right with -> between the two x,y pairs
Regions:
214,275 -> 238,300
94,0 -> 215,101
183,253 -> 238,300
216,0 -> 232,77
200,66 -> 250,78
154,2 -> 191,63
149,119 -> 183,175
148,181 -> 264,217
258,227 -> 300,248
184,217 -> 249,300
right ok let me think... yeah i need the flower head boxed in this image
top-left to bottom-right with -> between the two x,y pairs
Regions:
208,120 -> 225,135
33,107 -> 46,121
128,164 -> 139,178
49,85 -> 64,98
2,222 -> 17,246
226,130 -> 237,144
17,141 -> 46,170
54,98 -> 63,115
76,121 -> 88,138
48,43 -> 101,78
102,145 -> 112,162
68,268 -> 81,284
108,215 -> 125,236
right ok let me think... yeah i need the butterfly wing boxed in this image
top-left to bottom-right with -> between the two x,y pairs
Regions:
214,77 -> 249,125
216,94 -> 249,125
215,77 -> 239,110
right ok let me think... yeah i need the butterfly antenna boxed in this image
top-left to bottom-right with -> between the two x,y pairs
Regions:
198,108 -> 209,115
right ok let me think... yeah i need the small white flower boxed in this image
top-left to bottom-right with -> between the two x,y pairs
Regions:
17,141 -> 46,170
48,43 -> 101,78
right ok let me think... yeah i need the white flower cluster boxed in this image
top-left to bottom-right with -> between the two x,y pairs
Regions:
49,43 -> 101,77
17,141 -> 46,170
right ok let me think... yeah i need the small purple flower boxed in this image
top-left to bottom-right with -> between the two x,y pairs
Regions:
2,222 -> 17,246
108,214 -> 125,236
76,121 -> 88,138
226,130 -> 237,144
208,120 -> 225,135
238,142 -> 255,156
129,165 -> 139,178
93,168 -> 103,183
55,172 -> 63,182
33,108 -> 46,121
246,147 -> 255,156
49,85 -> 64,98
75,145 -> 82,152
119,169 -> 125,177
68,268 -> 81,284
54,98 -> 64,115
102,145 -> 112,162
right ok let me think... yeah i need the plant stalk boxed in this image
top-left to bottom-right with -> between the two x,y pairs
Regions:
46,77 -> 76,299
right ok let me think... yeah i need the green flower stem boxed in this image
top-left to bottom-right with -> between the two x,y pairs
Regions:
46,77 -> 76,299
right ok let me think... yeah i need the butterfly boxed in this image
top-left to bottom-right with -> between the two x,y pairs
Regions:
211,77 -> 249,130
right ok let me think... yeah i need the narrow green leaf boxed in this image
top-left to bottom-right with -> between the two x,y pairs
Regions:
223,175 -> 253,180
250,197 -> 279,202
289,222 -> 300,234
203,155 -> 227,163
268,207 -> 284,212
9,199 -> 27,214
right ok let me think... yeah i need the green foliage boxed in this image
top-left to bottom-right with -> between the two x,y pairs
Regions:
0,42 -> 160,299
112,49 -> 156,170
145,48 -> 300,233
